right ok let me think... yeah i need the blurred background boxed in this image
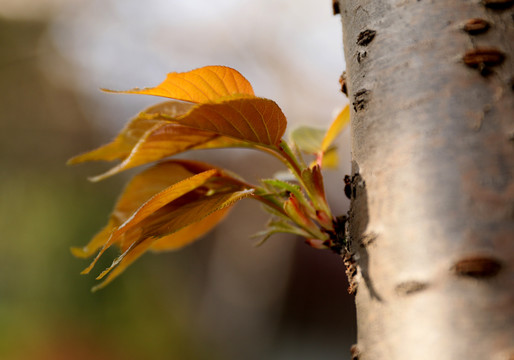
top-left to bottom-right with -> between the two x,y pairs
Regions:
0,0 -> 355,359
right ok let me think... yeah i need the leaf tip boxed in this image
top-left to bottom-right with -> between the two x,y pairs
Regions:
91,283 -> 104,293
70,246 -> 90,258
80,265 -> 93,275
99,88 -> 119,94
95,268 -> 110,280
66,157 -> 78,166
87,174 -> 106,182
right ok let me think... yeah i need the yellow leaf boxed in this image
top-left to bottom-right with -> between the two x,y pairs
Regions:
322,148 -> 339,168
103,65 -> 254,103
309,147 -> 339,169
153,97 -> 287,146
321,104 -> 350,152
67,101 -> 194,165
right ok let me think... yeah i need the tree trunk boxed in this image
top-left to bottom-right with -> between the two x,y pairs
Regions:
337,1 -> 514,359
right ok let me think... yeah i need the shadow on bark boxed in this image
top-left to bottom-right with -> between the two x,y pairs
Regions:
349,163 -> 382,302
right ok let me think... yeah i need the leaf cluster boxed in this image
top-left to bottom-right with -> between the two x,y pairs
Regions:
69,66 -> 349,290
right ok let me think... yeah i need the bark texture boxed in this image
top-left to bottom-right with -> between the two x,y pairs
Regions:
338,1 -> 514,359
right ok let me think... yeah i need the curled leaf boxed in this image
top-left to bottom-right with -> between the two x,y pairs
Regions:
91,209 -> 231,292
79,163 -> 223,275
93,188 -> 254,290
71,160 -> 203,258
89,123 -> 221,181
283,194 -> 328,241
72,159 -> 256,289
261,179 -> 315,216
67,101 -> 194,166
300,164 -> 333,227
103,65 -> 255,103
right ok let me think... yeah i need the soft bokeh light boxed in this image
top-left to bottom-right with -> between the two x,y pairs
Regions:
0,1 -> 355,359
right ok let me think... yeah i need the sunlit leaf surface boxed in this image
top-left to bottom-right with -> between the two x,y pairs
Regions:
103,65 -> 254,103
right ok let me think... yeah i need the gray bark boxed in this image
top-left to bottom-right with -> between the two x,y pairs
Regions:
337,1 -> 514,359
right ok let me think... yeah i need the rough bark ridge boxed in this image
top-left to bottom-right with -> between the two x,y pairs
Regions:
338,1 -> 514,359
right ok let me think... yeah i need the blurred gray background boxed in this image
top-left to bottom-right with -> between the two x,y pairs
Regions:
0,0 -> 355,359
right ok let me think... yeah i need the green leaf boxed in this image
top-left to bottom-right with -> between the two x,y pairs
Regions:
252,219 -> 311,246
261,179 -> 314,216
290,126 -> 325,154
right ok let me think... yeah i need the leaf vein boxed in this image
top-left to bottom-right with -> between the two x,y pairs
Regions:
205,67 -> 230,95
249,100 -> 271,145
177,77 -> 216,101
203,106 -> 249,140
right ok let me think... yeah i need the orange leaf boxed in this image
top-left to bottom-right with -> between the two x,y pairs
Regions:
89,123 -> 218,181
103,65 -> 254,103
138,189 -> 252,240
152,97 -> 287,146
70,220 -> 116,258
90,209 -> 230,291
93,189 -> 253,290
91,123 -> 251,181
68,118 -> 161,165
71,160 -> 212,258
150,208 -> 230,252
91,235 -> 155,292
67,101 -> 194,165
80,164 -> 223,275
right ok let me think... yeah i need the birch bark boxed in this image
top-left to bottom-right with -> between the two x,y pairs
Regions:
337,1 -> 514,359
